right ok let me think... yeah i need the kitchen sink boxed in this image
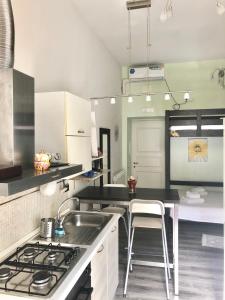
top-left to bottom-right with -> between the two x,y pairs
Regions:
64,212 -> 111,229
52,211 -> 112,246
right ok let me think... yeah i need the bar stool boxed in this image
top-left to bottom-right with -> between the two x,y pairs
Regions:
102,184 -> 128,236
123,199 -> 171,299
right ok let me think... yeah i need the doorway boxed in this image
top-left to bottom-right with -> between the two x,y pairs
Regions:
99,128 -> 111,186
130,118 -> 165,188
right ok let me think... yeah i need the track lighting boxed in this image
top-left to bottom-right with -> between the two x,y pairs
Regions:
110,97 -> 116,104
128,96 -> 133,103
164,93 -> 171,101
146,95 -> 152,102
216,1 -> 225,15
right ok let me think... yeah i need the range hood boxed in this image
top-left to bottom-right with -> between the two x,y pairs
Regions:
0,68 -> 35,169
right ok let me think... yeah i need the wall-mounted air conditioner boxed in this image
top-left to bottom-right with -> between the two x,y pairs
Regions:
128,64 -> 164,80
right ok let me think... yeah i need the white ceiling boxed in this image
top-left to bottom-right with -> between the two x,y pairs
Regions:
72,0 -> 225,65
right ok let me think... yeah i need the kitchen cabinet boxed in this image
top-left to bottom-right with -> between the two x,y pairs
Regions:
65,93 -> 91,137
107,224 -> 119,300
35,91 -> 92,172
91,223 -> 119,300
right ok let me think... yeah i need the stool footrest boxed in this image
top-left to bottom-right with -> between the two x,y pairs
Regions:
131,259 -> 174,269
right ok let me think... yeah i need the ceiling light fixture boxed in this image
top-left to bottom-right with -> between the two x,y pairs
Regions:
110,97 -> 116,104
160,0 -> 173,22
216,1 -> 225,15
164,93 -> 171,101
90,0 -> 192,111
184,92 -> 190,101
128,96 -> 133,103
146,94 -> 152,102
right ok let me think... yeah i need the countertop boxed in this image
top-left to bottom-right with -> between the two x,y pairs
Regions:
0,211 -> 120,300
0,164 -> 82,196
76,186 -> 180,205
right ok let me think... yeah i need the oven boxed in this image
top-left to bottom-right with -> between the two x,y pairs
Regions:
65,264 -> 93,300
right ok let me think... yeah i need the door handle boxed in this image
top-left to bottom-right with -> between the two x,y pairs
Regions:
133,162 -> 139,165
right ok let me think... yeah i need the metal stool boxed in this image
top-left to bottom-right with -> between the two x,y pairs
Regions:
102,184 -> 128,236
123,199 -> 171,299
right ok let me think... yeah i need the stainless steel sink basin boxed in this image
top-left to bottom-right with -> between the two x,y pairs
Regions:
52,212 -> 112,246
64,212 -> 110,229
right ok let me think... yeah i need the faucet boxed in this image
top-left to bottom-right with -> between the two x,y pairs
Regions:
55,197 -> 80,233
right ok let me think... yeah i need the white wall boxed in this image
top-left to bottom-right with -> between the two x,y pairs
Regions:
11,0 -> 122,175
0,1 -> 123,254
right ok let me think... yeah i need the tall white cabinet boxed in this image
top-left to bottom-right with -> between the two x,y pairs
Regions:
35,92 -> 92,172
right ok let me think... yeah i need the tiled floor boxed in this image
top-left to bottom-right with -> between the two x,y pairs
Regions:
115,220 -> 223,300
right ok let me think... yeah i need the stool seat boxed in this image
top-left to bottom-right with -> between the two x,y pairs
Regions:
102,206 -> 126,216
132,216 -> 162,229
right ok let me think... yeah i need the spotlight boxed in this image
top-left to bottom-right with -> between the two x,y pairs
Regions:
128,96 -> 133,103
164,93 -> 171,101
216,1 -> 225,15
146,95 -> 152,102
110,97 -> 116,104
184,92 -> 190,101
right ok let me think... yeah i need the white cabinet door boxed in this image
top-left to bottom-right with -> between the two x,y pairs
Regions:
91,222 -> 119,300
91,243 -> 108,300
65,93 -> 91,137
107,225 -> 119,300
66,136 -> 91,172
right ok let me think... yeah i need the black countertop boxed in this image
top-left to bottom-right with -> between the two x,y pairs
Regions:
0,164 -> 82,196
76,186 -> 180,204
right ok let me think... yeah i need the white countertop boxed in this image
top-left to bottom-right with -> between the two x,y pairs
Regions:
0,211 -> 120,300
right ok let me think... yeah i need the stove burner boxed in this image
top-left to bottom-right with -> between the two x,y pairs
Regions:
0,267 -> 12,281
32,271 -> 51,289
24,247 -> 36,258
48,251 -> 57,261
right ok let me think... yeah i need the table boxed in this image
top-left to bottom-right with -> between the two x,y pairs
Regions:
75,186 -> 180,295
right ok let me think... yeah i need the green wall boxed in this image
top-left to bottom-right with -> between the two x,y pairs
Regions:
122,59 -> 225,172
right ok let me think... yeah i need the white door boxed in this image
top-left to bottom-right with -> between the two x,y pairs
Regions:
131,119 -> 165,188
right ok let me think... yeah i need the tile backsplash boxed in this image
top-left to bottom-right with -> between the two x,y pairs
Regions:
0,180 -> 80,253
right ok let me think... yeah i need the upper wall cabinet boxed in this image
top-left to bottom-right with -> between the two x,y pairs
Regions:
65,93 -> 91,137
35,92 -> 92,172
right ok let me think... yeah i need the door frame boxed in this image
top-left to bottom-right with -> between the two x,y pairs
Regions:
99,128 -> 111,185
127,117 -> 165,179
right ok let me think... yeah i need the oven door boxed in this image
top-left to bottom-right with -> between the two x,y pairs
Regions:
76,287 -> 93,300
65,265 -> 93,300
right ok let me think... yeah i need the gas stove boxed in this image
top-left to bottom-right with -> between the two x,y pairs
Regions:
0,242 -> 86,297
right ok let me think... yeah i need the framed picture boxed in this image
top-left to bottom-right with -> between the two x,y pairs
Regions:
188,138 -> 208,162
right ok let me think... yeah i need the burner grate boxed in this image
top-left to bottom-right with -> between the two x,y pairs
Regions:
0,242 -> 85,297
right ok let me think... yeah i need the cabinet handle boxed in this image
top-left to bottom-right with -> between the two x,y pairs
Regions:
77,130 -> 85,134
97,244 -> 104,253
111,226 -> 117,232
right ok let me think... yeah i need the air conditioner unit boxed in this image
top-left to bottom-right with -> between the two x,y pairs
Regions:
128,64 -> 164,80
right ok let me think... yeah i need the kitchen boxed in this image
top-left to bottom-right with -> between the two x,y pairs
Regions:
0,0 -> 224,300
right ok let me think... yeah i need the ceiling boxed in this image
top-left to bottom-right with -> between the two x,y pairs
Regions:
72,0 -> 225,65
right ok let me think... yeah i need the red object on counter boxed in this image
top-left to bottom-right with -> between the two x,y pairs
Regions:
127,178 -> 137,193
